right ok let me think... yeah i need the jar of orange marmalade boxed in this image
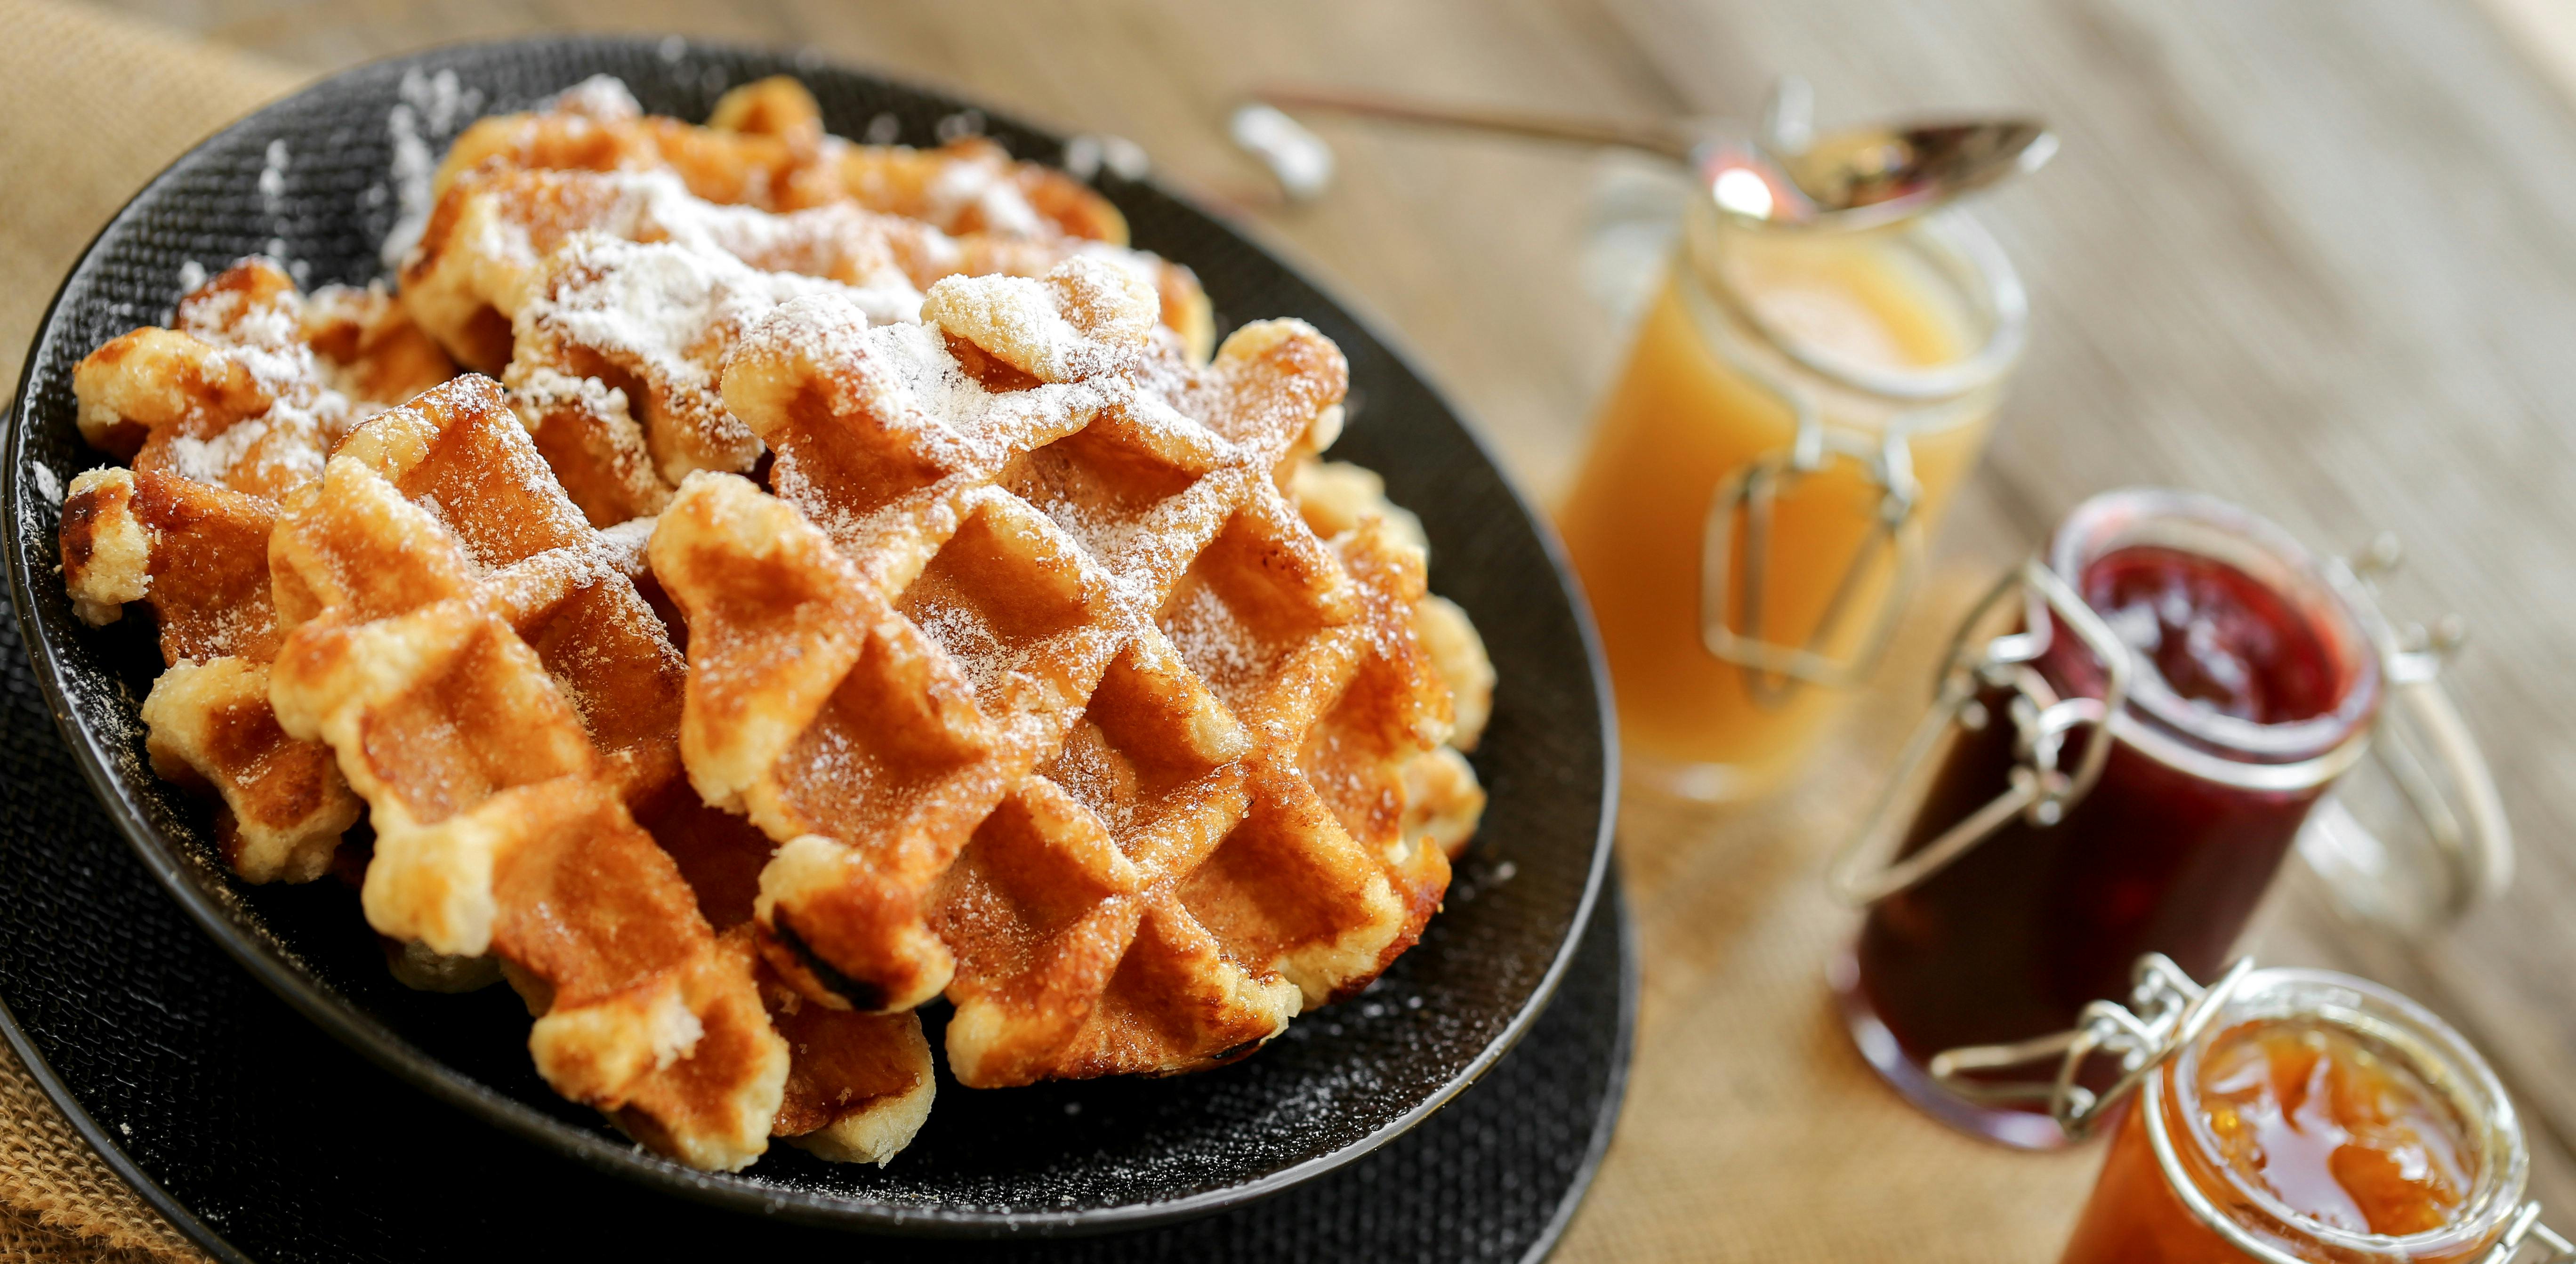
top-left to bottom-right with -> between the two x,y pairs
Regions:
1948,956 -> 2571,1264
1555,152 -> 2027,802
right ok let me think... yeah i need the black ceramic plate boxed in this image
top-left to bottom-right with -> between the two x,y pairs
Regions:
0,614 -> 1633,1260
1,37 -> 1615,1237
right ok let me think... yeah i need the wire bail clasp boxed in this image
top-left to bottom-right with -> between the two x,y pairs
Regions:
1925,954 -> 2251,1142
1698,402 -> 1925,706
2297,534 -> 2515,934
1827,556 -> 2130,906
2484,1205 -> 2576,1264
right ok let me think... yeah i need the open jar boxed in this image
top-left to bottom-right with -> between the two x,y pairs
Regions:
1939,955 -> 2570,1264
1830,489 -> 2510,1148
1554,150 -> 2026,803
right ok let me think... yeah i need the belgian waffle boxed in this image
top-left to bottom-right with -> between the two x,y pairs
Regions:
59,259 -> 451,881
72,258 -> 451,500
265,374 -> 935,1168
646,257 -> 1477,1087
263,375 -> 780,1167
495,219 -> 1205,531
490,217 -> 1210,530
406,74 -> 1211,533
437,75 -> 1128,242
501,232 -> 893,526
60,468 -> 362,883
1286,457 -> 1493,859
400,167 -> 1211,377
48,75 -> 1487,1174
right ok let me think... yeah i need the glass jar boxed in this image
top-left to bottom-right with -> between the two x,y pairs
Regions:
1945,956 -> 2569,1264
1554,157 -> 2027,803
1831,490 -> 2510,1148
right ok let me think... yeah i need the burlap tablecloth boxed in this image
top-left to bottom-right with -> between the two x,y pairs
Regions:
0,3 -> 2109,1256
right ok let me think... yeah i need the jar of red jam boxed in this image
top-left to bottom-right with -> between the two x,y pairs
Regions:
1830,489 -> 2510,1148
1977,956 -> 2571,1264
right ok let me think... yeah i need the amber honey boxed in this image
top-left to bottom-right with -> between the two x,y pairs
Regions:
1557,205 -> 2021,800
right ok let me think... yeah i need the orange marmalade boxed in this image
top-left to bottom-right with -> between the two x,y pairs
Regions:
2197,1021 -> 2470,1238
2060,973 -> 2530,1264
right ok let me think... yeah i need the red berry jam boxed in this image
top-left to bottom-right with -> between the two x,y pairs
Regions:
1853,506 -> 2379,1096
2084,546 -> 2338,725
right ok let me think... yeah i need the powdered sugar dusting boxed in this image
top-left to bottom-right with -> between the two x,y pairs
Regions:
925,158 -> 1043,238
904,590 -> 1014,701
258,139 -> 290,210
596,514 -> 658,576
919,258 -> 1153,385
547,73 -> 640,121
559,172 -> 932,318
163,419 -> 298,487
141,265 -> 395,494
743,294 -> 1103,479
383,67 -> 486,271
1158,582 -> 1275,705
532,234 -> 917,370
511,362 -> 631,419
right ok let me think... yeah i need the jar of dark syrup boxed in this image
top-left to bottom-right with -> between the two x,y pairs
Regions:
1829,489 -> 2510,1149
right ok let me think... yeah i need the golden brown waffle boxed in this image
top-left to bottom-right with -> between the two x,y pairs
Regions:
646,258 -> 1475,1087
264,375 -> 787,1168
406,73 -> 1212,533
57,458 -> 931,1168
51,82 -> 1486,1165
72,259 -> 451,501
57,260 -> 451,882
58,468 -> 362,882
401,167 -> 1210,377
658,811 -> 936,1163
501,233 -> 883,526
492,220 -> 1212,532
261,374 -> 936,1169
438,75 -> 1127,243
1286,458 -> 1493,859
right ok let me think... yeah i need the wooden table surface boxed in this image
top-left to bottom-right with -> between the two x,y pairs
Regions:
72,0 -> 2576,1251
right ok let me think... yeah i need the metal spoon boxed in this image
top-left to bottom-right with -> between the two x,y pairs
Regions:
1240,80 -> 2054,230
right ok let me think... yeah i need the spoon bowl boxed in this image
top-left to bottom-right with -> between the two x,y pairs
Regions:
1761,119 -> 2056,230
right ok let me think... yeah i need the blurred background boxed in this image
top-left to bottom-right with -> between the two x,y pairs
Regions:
9,1 -> 2576,1261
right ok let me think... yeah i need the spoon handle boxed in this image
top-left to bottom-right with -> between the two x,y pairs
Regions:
1251,85 -> 1699,163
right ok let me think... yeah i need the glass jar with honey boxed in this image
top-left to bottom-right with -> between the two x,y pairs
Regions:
1556,163 -> 2027,802
1831,489 -> 2512,1149
1942,956 -> 2569,1264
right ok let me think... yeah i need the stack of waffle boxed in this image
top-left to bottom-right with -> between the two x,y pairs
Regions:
55,75 -> 1489,1172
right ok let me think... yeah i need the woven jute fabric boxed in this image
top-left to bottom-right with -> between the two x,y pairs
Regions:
0,3 -> 2117,1259
0,1043 -> 194,1262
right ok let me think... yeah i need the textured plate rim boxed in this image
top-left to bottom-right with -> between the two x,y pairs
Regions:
0,32 -> 1621,1240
